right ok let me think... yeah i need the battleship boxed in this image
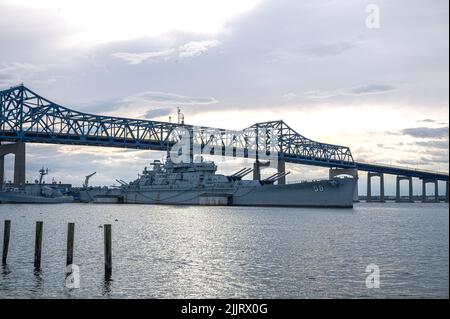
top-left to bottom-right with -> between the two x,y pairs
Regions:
0,168 -> 73,204
80,157 -> 356,208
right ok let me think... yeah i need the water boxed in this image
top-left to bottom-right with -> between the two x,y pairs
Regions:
0,202 -> 448,299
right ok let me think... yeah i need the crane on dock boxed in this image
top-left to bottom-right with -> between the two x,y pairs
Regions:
83,172 -> 97,189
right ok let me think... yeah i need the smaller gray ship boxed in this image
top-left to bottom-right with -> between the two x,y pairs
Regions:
0,168 -> 73,204
81,156 -> 356,208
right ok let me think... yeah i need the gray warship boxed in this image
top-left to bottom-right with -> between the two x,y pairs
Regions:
0,168 -> 73,204
80,157 -> 355,208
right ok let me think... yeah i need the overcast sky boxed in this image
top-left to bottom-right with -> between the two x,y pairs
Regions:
0,0 -> 448,193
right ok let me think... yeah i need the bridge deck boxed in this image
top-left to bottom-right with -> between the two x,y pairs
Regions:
355,162 -> 448,181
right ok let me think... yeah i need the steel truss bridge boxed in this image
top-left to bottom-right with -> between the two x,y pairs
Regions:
0,84 -> 448,183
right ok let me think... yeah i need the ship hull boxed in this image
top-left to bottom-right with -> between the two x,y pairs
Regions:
78,188 -> 122,203
0,192 -> 74,204
119,178 -> 355,208
232,179 -> 355,208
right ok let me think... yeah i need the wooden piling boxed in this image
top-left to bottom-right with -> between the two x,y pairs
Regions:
104,224 -> 112,278
34,221 -> 43,269
2,220 -> 11,265
66,223 -> 75,266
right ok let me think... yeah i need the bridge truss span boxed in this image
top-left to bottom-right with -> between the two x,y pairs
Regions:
0,84 -> 356,168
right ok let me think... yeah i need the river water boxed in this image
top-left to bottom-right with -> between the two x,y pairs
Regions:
0,202 -> 448,299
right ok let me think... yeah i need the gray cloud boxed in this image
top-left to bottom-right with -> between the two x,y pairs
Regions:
0,62 -> 46,87
417,118 -> 436,123
396,159 -> 422,166
377,143 -> 395,150
142,108 -> 173,119
347,84 -> 397,95
415,140 -> 449,149
397,151 -> 449,166
420,156 -> 449,164
302,41 -> 355,57
128,91 -> 219,105
402,126 -> 449,139
304,84 -> 397,99
76,91 -> 218,116
77,98 -> 127,114
266,41 -> 356,62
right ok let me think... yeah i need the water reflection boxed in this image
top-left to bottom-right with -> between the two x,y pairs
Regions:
1,264 -> 11,275
102,278 -> 113,297
31,269 -> 44,293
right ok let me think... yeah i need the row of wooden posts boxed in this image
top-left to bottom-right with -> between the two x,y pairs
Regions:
1,220 -> 113,278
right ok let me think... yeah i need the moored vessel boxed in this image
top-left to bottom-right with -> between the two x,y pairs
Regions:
0,168 -> 73,204
82,157 -> 355,208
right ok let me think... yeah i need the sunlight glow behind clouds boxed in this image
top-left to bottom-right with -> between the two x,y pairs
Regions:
6,0 -> 261,46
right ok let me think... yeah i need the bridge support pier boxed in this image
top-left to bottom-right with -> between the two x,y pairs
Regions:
277,160 -> 286,185
421,179 -> 439,203
395,176 -> 413,202
253,161 -> 260,181
0,142 -> 26,188
329,168 -> 359,202
367,172 -> 385,202
446,181 -> 449,203
253,160 -> 271,181
0,154 -> 3,186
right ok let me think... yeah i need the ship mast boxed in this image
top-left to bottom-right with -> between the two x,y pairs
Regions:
38,167 -> 48,185
177,107 -> 184,125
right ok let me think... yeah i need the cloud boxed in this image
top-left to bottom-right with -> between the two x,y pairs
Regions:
376,143 -> 396,150
304,84 -> 397,99
347,84 -> 397,95
395,149 -> 449,166
419,155 -> 449,164
111,49 -> 175,64
142,108 -> 173,119
111,39 -> 219,64
402,126 -> 449,139
68,87 -> 220,121
266,41 -> 356,63
77,90 -> 219,118
281,92 -> 297,100
417,118 -> 436,123
0,62 -> 45,86
128,91 -> 219,105
415,140 -> 449,149
302,41 -> 355,57
178,40 -> 220,58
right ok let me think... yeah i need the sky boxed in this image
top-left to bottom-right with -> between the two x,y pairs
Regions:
0,0 -> 448,194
